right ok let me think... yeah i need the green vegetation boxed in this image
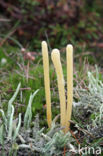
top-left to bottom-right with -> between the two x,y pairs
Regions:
0,55 -> 103,155
0,0 -> 103,155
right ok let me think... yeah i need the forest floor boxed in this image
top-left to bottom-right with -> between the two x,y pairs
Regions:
0,43 -> 103,155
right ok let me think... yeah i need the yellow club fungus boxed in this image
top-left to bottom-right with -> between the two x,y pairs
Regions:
51,49 -> 66,129
42,41 -> 52,128
65,44 -> 73,133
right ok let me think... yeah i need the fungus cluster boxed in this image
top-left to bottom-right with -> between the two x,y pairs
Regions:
42,41 -> 73,133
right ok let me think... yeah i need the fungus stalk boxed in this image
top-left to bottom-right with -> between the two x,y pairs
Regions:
51,49 -> 66,129
42,41 -> 52,128
65,45 -> 73,133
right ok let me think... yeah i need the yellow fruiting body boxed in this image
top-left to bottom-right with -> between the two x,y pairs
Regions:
42,41 -> 52,128
51,49 -> 66,129
65,44 -> 73,133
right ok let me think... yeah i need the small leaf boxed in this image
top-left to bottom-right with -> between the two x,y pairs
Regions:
0,124 -> 4,145
24,89 -> 39,129
8,105 -> 14,139
0,109 -> 7,130
7,83 -> 21,123
13,113 -> 21,141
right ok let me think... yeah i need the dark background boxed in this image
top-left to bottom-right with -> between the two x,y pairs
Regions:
0,0 -> 103,64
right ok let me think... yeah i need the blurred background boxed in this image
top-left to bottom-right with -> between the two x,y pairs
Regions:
0,0 -> 103,65
0,1 -> 103,155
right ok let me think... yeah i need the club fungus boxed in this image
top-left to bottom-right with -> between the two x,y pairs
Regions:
51,49 -> 66,129
65,44 -> 73,133
42,41 -> 52,128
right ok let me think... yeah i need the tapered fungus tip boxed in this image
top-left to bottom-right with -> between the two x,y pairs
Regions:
51,49 -> 60,60
42,41 -> 47,46
52,48 -> 59,54
66,44 -> 73,52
